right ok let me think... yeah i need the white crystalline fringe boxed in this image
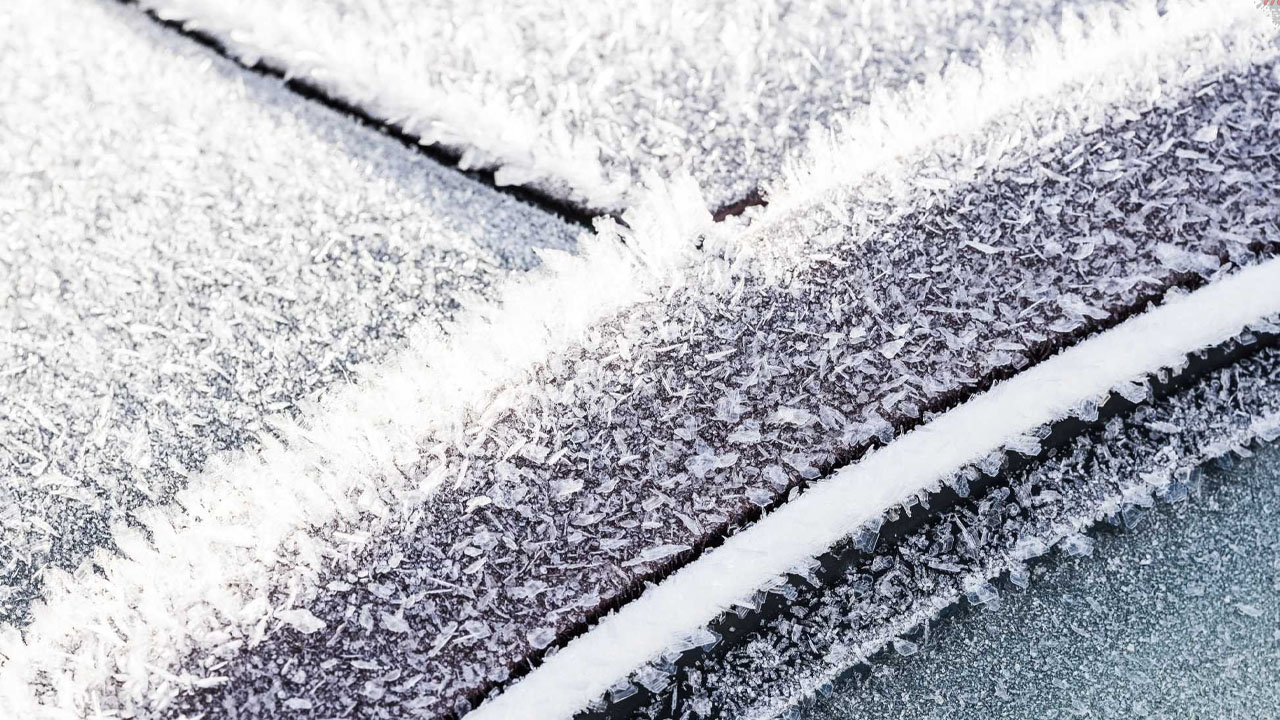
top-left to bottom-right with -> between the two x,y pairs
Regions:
0,175 -> 714,718
764,0 -> 1276,221
131,0 -> 627,211
465,260 -> 1280,720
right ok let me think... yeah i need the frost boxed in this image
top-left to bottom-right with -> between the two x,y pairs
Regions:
1190,124 -> 1219,143
380,611 -> 410,634
623,544 -> 691,567
1235,603 -> 1264,618
277,609 -> 326,635
17,1 -> 1280,716
728,421 -> 763,444
1059,533 -> 1096,557
633,347 -> 1280,719
123,0 -> 1132,213
527,627 -> 557,650
768,407 -> 818,427
1154,243 -> 1220,275
1011,536 -> 1050,562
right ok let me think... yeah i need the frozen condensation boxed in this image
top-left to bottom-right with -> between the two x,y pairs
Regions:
130,0 -> 1130,212
0,0 -> 577,628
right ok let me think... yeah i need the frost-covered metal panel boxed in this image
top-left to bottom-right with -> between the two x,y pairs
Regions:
0,0 -> 578,627
3,2 -> 1278,719
161,12 -> 1280,720
673,350 -> 1280,720
128,0 -> 1128,213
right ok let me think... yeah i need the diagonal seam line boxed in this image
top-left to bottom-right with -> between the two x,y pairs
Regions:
108,0 -> 600,228
466,258 -> 1280,720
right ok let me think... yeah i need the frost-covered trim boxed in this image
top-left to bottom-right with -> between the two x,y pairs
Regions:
737,407 -> 1280,720
126,0 -> 627,213
0,178 -> 713,718
466,259 -> 1280,720
764,0 -> 1275,222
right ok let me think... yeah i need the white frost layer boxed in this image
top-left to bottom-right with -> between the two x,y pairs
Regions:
130,0 -> 1123,212
0,175 -> 710,718
765,0 -> 1272,221
466,260 -> 1280,720
0,0 -> 579,620
0,2 -> 714,709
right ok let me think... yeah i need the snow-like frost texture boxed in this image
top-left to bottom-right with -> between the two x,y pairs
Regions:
0,2 -> 715,716
172,9 -> 1280,718
0,0 -> 579,629
636,346 -> 1280,720
127,0 -> 1132,212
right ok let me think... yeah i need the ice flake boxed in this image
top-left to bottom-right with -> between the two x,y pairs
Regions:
1005,435 -> 1043,458
1154,243 -> 1220,275
853,518 -> 883,553
715,393 -> 748,423
608,680 -> 638,703
1115,379 -> 1151,404
1145,420 -> 1181,434
1235,603 -> 1264,618
634,664 -> 672,694
527,627 -> 556,650
464,495 -> 492,513
964,581 -> 1000,608
380,611 -> 410,634
768,407 -> 818,427
1190,124 -> 1219,143
623,544 -> 691,567
763,465 -> 790,489
555,478 -> 584,499
1057,294 -> 1110,320
728,421 -> 763,444
1008,564 -> 1031,589
878,338 -> 908,360
1059,533 -> 1096,557
1011,536 -> 1049,562
277,608 -> 325,635
964,240 -> 1001,255
686,453 -> 718,479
